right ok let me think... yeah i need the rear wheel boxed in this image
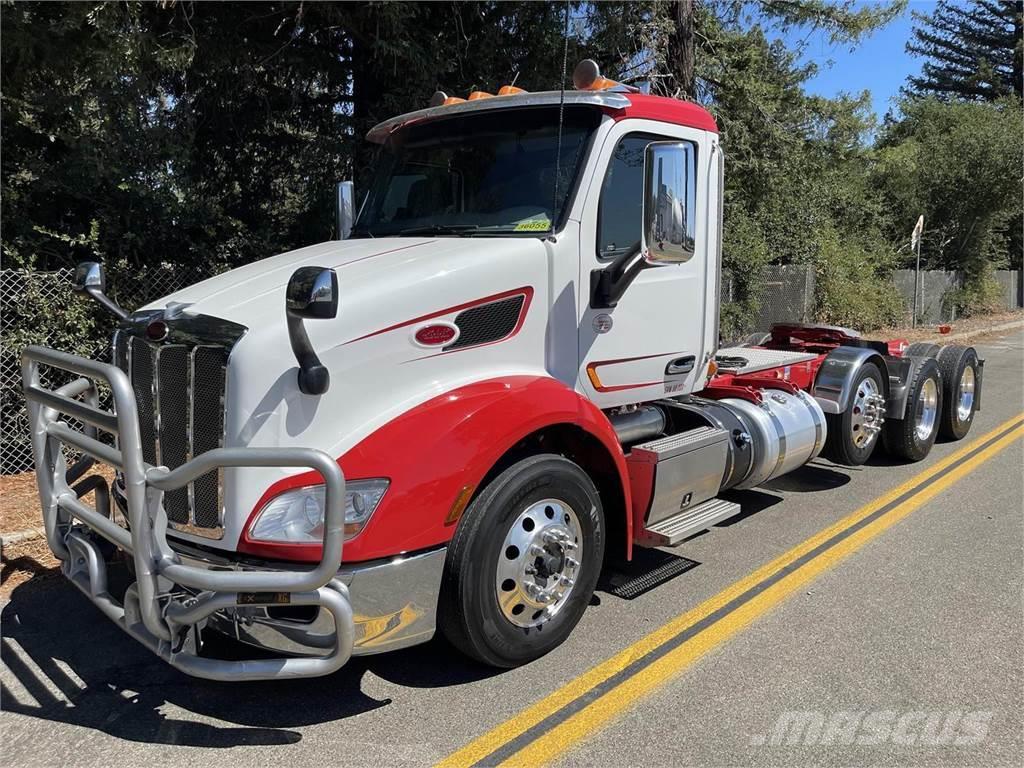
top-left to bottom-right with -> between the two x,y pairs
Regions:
883,358 -> 942,462
438,454 -> 604,668
825,362 -> 886,466
936,345 -> 979,440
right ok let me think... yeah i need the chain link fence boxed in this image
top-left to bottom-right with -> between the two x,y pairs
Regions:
1,268 -> 186,474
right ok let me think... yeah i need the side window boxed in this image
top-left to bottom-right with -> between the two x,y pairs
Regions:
596,134 -> 656,260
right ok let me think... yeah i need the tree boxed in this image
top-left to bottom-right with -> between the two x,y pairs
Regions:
906,0 -> 1023,101
875,97 -> 1023,286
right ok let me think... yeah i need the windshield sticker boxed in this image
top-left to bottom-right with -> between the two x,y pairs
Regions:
514,218 -> 551,232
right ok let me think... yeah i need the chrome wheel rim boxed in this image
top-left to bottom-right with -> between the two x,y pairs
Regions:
850,378 -> 885,449
495,498 -> 583,629
957,365 -> 975,422
914,377 -> 939,441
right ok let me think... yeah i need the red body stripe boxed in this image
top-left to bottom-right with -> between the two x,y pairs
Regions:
345,286 -> 533,345
586,352 -> 675,393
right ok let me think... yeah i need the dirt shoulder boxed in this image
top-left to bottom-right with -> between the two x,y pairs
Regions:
877,308 -> 1023,344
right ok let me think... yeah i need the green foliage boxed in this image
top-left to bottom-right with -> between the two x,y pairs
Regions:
814,233 -> 904,329
875,97 -> 1024,282
0,0 -> 1018,346
906,0 -> 1023,101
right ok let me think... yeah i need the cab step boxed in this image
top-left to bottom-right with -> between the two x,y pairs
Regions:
636,498 -> 741,548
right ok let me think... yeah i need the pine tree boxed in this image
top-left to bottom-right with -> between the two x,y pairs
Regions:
906,0 -> 1023,101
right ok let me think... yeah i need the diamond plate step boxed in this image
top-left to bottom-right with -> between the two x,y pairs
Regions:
637,498 -> 741,548
715,346 -> 819,375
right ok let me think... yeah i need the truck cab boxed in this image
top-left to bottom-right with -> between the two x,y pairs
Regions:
23,65 -> 982,679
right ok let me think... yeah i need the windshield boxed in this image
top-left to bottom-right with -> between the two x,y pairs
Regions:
353,106 -> 600,237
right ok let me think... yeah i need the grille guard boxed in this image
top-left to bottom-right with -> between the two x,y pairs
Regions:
21,345 -> 355,680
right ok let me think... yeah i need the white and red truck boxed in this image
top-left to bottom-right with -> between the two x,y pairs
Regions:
23,61 -> 982,680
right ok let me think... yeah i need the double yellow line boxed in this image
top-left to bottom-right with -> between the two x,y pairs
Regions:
439,413 -> 1024,768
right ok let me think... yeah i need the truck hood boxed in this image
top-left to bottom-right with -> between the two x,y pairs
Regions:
143,237 -> 441,322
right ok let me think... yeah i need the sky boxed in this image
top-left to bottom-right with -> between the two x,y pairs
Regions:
784,1 -> 932,122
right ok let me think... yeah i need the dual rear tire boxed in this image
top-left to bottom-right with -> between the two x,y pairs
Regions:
824,344 -> 980,466
882,358 -> 942,461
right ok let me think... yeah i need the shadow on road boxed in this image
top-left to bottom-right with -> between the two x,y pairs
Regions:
762,462 -> 852,492
1,576 -> 499,748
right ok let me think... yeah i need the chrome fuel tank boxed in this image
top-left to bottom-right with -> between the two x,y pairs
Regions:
718,389 -> 826,489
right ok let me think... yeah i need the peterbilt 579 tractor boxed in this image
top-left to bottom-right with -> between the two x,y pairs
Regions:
23,61 -> 982,680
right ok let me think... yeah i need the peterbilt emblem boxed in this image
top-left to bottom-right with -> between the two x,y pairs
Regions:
412,321 -> 460,347
593,314 -> 613,334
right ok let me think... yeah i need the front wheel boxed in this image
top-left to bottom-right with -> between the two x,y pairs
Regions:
438,454 -> 605,668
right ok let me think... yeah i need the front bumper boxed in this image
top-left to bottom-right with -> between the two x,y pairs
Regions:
22,346 -> 364,681
182,546 -> 446,657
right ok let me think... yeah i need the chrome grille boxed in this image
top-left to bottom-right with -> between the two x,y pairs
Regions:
115,332 -> 230,535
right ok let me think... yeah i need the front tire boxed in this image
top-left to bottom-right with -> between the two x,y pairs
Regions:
882,357 -> 942,462
824,362 -> 886,466
438,454 -> 605,668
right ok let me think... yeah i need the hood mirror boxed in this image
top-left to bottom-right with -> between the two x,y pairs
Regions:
287,266 -> 339,320
286,266 -> 338,395
335,180 -> 354,240
71,261 -> 128,320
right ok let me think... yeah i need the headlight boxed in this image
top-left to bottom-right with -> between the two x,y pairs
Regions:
249,479 -> 389,543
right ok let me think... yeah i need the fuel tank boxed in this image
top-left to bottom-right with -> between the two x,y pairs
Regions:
716,389 -> 826,489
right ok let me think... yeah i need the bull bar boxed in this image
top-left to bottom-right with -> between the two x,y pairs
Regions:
21,345 -> 356,680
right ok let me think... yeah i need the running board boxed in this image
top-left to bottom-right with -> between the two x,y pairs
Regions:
637,498 -> 741,548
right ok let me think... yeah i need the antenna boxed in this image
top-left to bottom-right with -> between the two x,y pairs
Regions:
550,0 -> 571,232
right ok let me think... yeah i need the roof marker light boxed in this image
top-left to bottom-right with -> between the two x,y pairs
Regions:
497,85 -> 527,96
572,59 -> 637,92
467,90 -> 495,101
429,90 -> 466,107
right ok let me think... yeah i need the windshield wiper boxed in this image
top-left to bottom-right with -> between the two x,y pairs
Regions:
398,224 -> 479,236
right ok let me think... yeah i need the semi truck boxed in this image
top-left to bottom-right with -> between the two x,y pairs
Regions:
23,61 -> 982,680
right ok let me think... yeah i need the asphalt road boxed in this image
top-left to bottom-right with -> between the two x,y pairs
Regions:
3,330 -> 1022,768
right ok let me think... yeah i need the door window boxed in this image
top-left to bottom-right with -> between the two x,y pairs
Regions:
596,133 -> 660,260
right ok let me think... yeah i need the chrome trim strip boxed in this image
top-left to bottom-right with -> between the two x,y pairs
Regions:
152,344 -> 162,467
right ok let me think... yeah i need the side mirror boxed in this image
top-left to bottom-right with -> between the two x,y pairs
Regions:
285,267 -> 338,395
71,261 -> 127,319
643,141 -> 696,264
73,261 -> 106,292
335,180 -> 354,240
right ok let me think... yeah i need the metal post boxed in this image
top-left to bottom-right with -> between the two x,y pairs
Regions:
917,241 -> 925,329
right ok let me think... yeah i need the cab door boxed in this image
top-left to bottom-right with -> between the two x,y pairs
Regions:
577,120 -> 711,409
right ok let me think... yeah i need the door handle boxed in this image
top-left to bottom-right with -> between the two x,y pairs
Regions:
666,355 -> 695,375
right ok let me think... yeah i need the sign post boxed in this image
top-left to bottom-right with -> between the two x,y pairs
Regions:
911,215 -> 924,328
